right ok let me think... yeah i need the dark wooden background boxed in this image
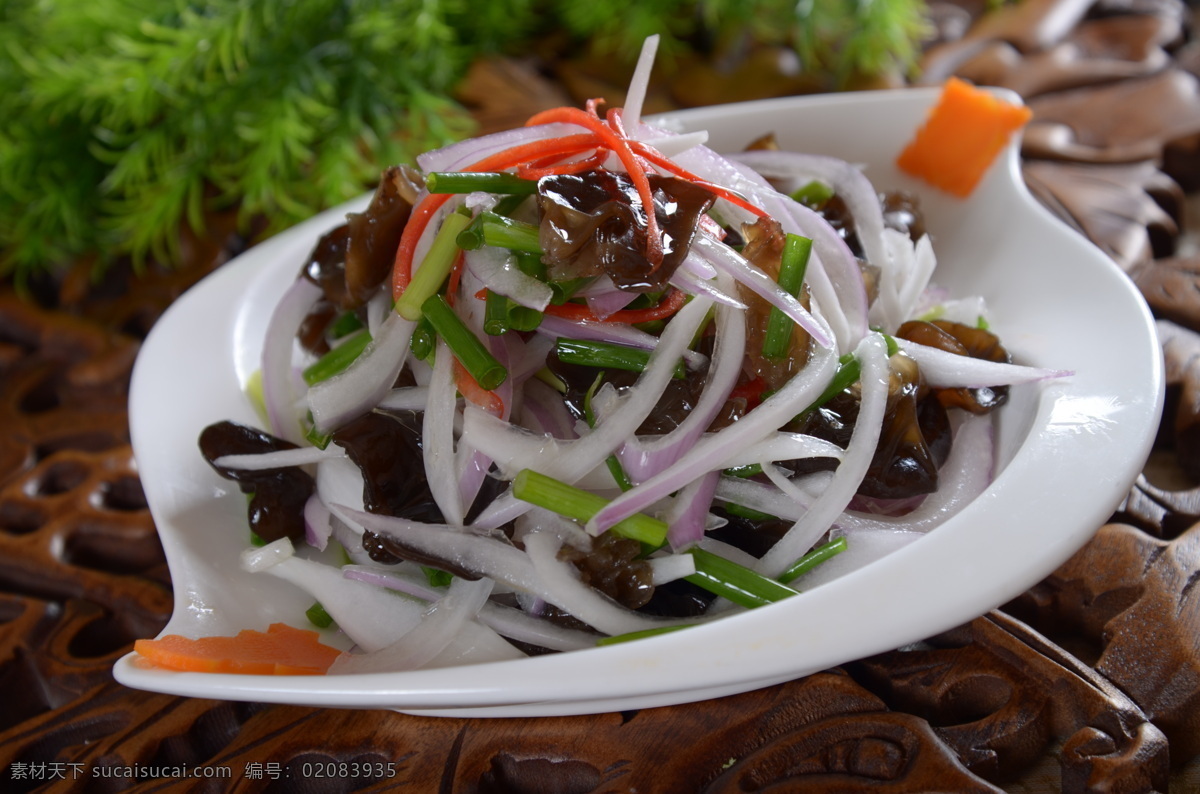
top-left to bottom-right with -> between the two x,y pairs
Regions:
3,1 -> 1200,791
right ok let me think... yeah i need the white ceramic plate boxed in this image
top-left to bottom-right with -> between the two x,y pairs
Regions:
114,87 -> 1162,717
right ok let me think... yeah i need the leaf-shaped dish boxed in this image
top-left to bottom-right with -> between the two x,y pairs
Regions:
114,87 -> 1162,717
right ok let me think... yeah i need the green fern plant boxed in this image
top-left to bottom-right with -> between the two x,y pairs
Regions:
0,0 -> 928,286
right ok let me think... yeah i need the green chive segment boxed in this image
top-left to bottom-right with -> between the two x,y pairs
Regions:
410,314 -> 436,361
302,329 -> 370,385
800,353 -> 861,416
483,290 -> 541,335
555,338 -> 685,379
458,211 -> 544,254
425,171 -> 538,195
420,294 -> 507,391
596,624 -> 692,646
790,179 -> 835,208
512,469 -> 666,546
684,548 -> 799,609
395,210 -> 473,320
305,601 -> 334,628
779,536 -> 848,584
762,234 -> 813,359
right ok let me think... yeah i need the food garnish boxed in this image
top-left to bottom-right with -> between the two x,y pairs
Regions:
133,624 -> 341,675
896,76 -> 1034,197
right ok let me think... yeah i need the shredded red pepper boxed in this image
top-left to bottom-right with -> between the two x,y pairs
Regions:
629,141 -> 768,219
542,288 -> 687,324
454,359 -> 504,415
517,148 -> 609,181
729,376 -> 768,410
444,249 -> 466,308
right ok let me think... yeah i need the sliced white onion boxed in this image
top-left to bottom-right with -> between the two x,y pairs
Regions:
304,493 -> 333,551
470,293 -> 715,528
652,139 -> 869,351
514,507 -> 595,553
308,311 -> 415,433
713,471 -> 829,522
755,333 -> 890,578
519,378 -> 577,439
838,412 -> 995,534
622,34 -> 659,129
678,248 -> 718,280
212,445 -> 341,471
424,339 -> 464,525
587,329 -> 838,534
696,537 -> 762,569
648,552 -> 697,585
343,565 -> 441,600
896,338 -> 1073,388
377,386 -> 431,412
730,150 -> 890,280
329,577 -> 510,674
724,432 -> 845,469
664,471 -> 720,550
586,284 -> 638,319
669,260 -> 747,309
240,539 -> 424,652
365,289 -> 391,337
640,130 -> 709,157
617,272 -> 744,481
342,565 -> 598,652
417,122 -> 585,173
892,231 -> 939,331
748,189 -> 867,351
695,234 -> 831,349
261,277 -> 322,444
332,505 -> 543,590
473,604 -> 598,652
316,456 -> 366,515
535,314 -> 707,369
464,245 -> 553,310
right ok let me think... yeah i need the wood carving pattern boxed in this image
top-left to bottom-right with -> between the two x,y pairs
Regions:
854,613 -> 1170,792
1023,160 -> 1181,273
2,1 -> 1200,792
922,0 -> 1185,98
1007,522 -> 1200,763
0,674 -> 1003,793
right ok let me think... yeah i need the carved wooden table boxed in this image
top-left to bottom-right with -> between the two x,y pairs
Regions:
3,1 -> 1200,791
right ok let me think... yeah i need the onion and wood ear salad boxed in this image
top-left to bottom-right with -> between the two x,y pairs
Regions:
190,39 -> 1068,674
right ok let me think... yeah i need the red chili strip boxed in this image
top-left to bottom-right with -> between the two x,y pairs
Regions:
517,147 -> 609,181
630,141 -> 769,219
729,376 -> 767,410
542,288 -> 687,324
444,250 -> 466,307
454,359 -> 504,415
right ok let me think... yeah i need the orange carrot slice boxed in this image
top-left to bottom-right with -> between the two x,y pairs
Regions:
133,623 -> 341,675
896,77 -> 1033,198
